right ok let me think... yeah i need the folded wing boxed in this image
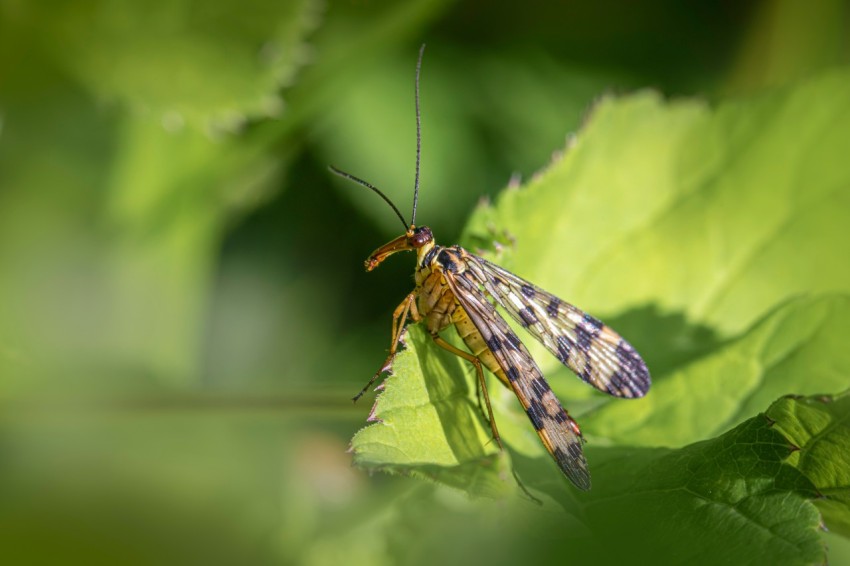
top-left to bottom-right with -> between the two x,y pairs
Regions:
445,268 -> 592,490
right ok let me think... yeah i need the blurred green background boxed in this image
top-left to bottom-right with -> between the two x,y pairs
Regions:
1,0 -> 848,564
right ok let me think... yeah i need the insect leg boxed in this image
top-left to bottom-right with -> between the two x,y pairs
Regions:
431,335 -> 540,503
473,373 -> 488,423
430,336 -> 503,450
353,292 -> 419,402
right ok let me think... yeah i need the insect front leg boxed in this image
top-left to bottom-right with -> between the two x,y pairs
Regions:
353,292 -> 420,402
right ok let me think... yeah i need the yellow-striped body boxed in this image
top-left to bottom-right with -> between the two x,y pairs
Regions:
414,244 -> 509,387
361,224 -> 649,490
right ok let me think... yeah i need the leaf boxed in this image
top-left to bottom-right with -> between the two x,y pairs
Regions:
567,413 -> 825,565
584,294 -> 850,447
767,391 -> 850,537
13,0 -> 322,132
355,398 -> 828,565
463,69 -> 850,341
350,326 -> 514,499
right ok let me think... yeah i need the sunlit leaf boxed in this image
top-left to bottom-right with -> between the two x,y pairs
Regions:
350,326 -> 514,498
463,70 -> 850,341
585,294 -> 850,447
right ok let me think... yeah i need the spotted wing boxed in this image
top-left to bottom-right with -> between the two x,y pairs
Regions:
444,268 -> 591,490
462,252 -> 650,398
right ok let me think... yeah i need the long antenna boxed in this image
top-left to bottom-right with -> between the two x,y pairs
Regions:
410,43 -> 426,227
328,165 -> 409,231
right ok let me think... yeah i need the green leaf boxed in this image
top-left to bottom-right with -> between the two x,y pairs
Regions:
350,325 -> 513,499
584,294 -> 850,447
568,415 -> 825,564
570,413 -> 824,565
463,70 -> 850,340
356,396 -> 828,564
768,391 -> 850,537
16,0 -> 322,132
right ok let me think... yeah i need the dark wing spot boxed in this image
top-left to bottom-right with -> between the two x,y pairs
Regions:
520,284 -> 536,299
527,400 -> 547,430
486,335 -> 502,352
553,446 -> 567,460
553,445 -> 591,490
556,335 -> 571,363
506,365 -> 520,382
493,276 -> 508,287
518,306 -> 538,327
553,408 -> 569,424
505,332 -> 522,350
574,325 -> 594,352
606,373 -> 623,396
529,377 -> 551,398
610,371 -> 625,391
547,298 -> 561,318
554,439 -> 585,464
583,313 -> 604,331
615,340 -> 651,396
566,441 -> 584,461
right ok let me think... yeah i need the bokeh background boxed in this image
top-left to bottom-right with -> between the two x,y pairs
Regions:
1,1 -> 848,564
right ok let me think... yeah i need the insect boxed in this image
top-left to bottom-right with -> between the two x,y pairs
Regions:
330,45 -> 650,490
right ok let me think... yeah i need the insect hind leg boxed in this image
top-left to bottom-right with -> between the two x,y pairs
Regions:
473,373 -> 490,427
430,335 -> 503,450
431,335 -> 541,504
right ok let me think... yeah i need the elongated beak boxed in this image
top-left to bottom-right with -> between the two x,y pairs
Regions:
365,234 -> 413,271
